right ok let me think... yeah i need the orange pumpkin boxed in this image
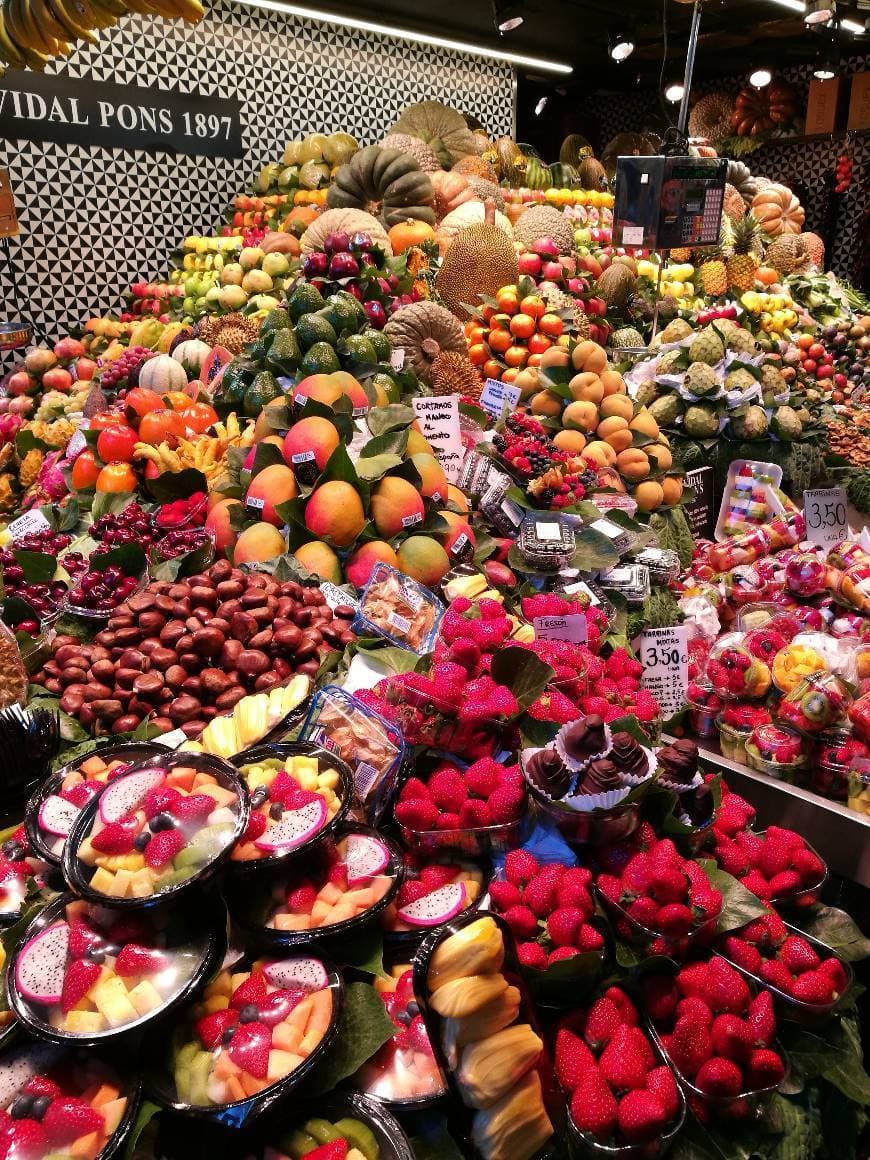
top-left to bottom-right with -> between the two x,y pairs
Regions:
429,171 -> 474,221
388,220 -> 436,253
751,183 -> 805,236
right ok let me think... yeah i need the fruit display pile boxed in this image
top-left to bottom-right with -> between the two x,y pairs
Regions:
0,94 -> 868,1160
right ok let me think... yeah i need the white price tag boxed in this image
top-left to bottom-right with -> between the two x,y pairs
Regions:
480,377 -> 521,418
320,582 -> 359,612
66,429 -> 87,458
533,613 -> 588,644
411,396 -> 464,484
8,510 -> 51,541
804,487 -> 848,549
155,728 -> 187,749
639,625 -> 689,720
623,226 -> 645,246
390,347 -> 405,371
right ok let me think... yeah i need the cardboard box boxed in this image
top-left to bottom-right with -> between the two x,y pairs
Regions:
848,72 -> 870,131
806,76 -> 842,135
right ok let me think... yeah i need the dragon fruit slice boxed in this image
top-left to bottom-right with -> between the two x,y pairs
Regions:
0,1041 -> 63,1107
98,768 -> 166,824
397,882 -> 467,928
38,795 -> 79,838
253,799 -> 327,853
15,922 -> 70,1004
263,957 -> 329,993
344,833 -> 389,886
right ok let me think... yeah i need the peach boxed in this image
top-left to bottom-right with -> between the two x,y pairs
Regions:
371,476 -> 425,538
599,394 -> 634,422
346,540 -> 399,589
600,370 -> 627,397
569,372 -> 604,404
616,448 -> 651,481
661,475 -> 684,505
410,453 -> 448,504
539,347 -> 570,370
304,481 -> 365,548
233,523 -> 287,565
282,416 -> 340,474
293,540 -> 343,583
648,443 -> 673,472
245,464 -> 298,526
206,498 -> 243,555
514,368 -> 540,398
562,400 -> 599,433
553,429 -> 587,455
629,409 -> 660,439
582,440 -> 617,468
571,340 -> 608,374
597,415 -> 632,452
530,390 -> 562,418
633,480 -> 664,512
396,535 -> 450,588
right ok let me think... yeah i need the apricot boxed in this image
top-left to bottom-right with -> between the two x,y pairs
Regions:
233,523 -> 287,565
553,429 -> 587,455
616,448 -> 651,481
583,440 -> 617,467
648,443 -> 673,472
539,346 -> 570,370
597,416 -> 632,450
562,400 -> 599,433
514,368 -> 540,399
599,394 -> 634,422
446,484 -> 470,513
205,498 -> 242,556
346,540 -> 398,589
569,373 -> 604,404
305,480 -> 366,547
245,464 -> 298,526
410,453 -> 448,504
371,476 -> 425,539
293,540 -> 343,583
661,475 -> 684,505
571,340 -> 608,374
282,416 -> 340,474
396,535 -> 451,587
629,409 -> 660,439
633,480 -> 665,512
530,390 -> 563,418
600,370 -> 627,397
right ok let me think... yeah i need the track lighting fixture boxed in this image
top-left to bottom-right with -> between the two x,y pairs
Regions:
492,0 -> 524,33
609,28 -> 635,61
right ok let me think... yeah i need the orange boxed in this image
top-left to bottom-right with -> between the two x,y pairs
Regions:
467,325 -> 486,346
520,295 -> 546,319
468,343 -> 488,367
95,462 -> 136,493
509,313 -> 536,339
487,329 -> 511,355
162,391 -> 193,412
496,289 -> 519,314
138,409 -> 187,447
502,367 -> 520,383
483,359 -> 503,381
504,345 -> 529,368
490,312 -> 512,332
527,333 -> 552,355
538,314 -> 564,337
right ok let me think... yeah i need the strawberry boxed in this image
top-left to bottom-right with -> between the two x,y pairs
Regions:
675,997 -> 714,1027
695,1057 -> 743,1097
603,987 -> 639,1027
517,941 -> 548,970
488,787 -> 524,824
142,787 -> 182,819
42,1098 -> 104,1146
703,957 -> 751,1014
268,771 -> 302,805
407,1016 -> 431,1054
227,1021 -> 271,1078
722,936 -> 763,975
557,877 -> 593,914
549,947 -> 580,963
419,864 -> 459,890
5,1119 -> 47,1157
571,1067 -> 618,1140
504,849 -> 539,887
657,903 -> 694,939
395,800 -> 438,831
747,991 -> 776,1047
400,778 -> 431,801
791,970 -> 837,1004
646,1065 -> 680,1119
61,781 -> 100,808
114,943 -> 166,977
464,758 -> 502,798
306,1143 -> 348,1160
427,769 -> 467,813
779,935 -> 820,974
502,905 -> 538,940
735,830 -> 763,863
792,848 -> 825,885
488,880 -> 522,911
676,962 -> 710,999
91,820 -> 137,854
711,1014 -> 754,1062
818,957 -> 848,994
577,924 -> 605,952
599,1024 -> 649,1091
288,884 -> 318,914
767,870 -> 802,898
622,853 -> 652,896
691,887 -> 722,921
67,920 -> 103,960
627,897 -> 660,929
547,907 -> 584,947
556,1026 -> 596,1092
759,959 -> 794,993
714,840 -> 750,878
436,813 -> 461,832
258,989 -> 305,1025
649,867 -> 688,906
745,1048 -> 785,1088
642,975 -> 679,1023
22,1076 -> 60,1098
584,997 -> 624,1050
617,1090 -> 668,1142
243,812 -> 268,842
230,970 -> 267,1009
143,828 -> 184,869
522,874 -> 558,918
60,958 -> 101,1013
629,1025 -> 655,1070
196,1008 -> 238,1049
172,793 -> 215,822
458,799 -> 490,828
756,837 -> 792,879
395,880 -> 428,909
669,1017 -> 713,1078
741,912 -> 786,947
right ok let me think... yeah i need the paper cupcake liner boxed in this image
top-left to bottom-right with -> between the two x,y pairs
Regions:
616,747 -> 656,788
657,768 -> 703,794
555,722 -> 612,774
563,785 -> 631,812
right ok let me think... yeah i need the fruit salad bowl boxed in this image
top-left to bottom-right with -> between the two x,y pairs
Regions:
227,824 -> 403,951
230,742 -> 354,871
247,1090 -> 416,1160
0,1035 -> 142,1160
8,892 -> 225,1047
381,853 -> 491,951
63,752 -> 248,908
147,953 -> 343,1125
25,742 -> 170,868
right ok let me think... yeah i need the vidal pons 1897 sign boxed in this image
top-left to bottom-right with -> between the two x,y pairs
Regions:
0,70 -> 242,158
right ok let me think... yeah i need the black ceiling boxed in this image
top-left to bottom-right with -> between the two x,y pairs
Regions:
320,0 -> 867,87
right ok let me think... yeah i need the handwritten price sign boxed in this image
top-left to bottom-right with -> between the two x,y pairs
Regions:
640,626 -> 689,720
804,487 -> 848,549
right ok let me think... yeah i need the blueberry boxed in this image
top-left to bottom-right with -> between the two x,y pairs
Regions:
134,832 -> 152,851
407,1001 -> 420,1017
2,842 -> 23,861
396,1010 -> 411,1026
86,949 -> 106,965
10,1096 -> 32,1119
269,802 -> 284,821
222,1026 -> 236,1044
238,1004 -> 259,1024
29,1097 -> 49,1122
150,812 -> 177,833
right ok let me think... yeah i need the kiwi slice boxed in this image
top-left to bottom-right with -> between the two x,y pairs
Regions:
335,1118 -> 379,1160
304,1119 -> 343,1145
285,1130 -> 319,1157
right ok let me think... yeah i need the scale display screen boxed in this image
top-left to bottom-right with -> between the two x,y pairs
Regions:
612,155 -> 728,251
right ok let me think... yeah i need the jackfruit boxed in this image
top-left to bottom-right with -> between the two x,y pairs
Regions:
471,1069 -> 553,1160
442,986 -> 522,1066
428,917 -> 504,991
459,1024 -> 544,1109
429,972 -> 509,1019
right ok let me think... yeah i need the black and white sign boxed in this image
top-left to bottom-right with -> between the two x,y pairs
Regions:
0,71 -> 242,158
640,625 -> 689,719
684,466 -> 716,541
804,486 -> 848,549
480,377 -> 521,418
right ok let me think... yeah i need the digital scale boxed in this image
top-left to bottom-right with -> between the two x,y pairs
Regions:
612,154 -> 728,252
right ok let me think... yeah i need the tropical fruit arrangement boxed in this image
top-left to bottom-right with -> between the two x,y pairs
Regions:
0,92 -> 868,1160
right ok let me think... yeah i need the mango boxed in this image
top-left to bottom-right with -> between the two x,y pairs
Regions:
346,540 -> 398,589
410,453 -> 448,504
282,416 -> 340,474
371,476 -> 425,538
205,498 -> 243,556
293,541 -> 342,584
233,523 -> 287,565
244,464 -> 298,526
396,535 -> 450,587
305,481 -> 365,548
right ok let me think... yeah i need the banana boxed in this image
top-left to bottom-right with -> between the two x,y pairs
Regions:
172,0 -> 203,22
18,38 -> 50,66
0,4 -> 27,65
46,0 -> 96,41
3,0 -> 32,50
20,0 -> 64,49
89,0 -> 127,17
428,917 -> 505,991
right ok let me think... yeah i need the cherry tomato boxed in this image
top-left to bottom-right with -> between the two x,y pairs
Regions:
180,402 -> 219,433
70,449 -> 100,490
95,462 -> 137,493
96,424 -> 138,464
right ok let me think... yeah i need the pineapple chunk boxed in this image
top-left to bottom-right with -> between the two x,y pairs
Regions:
77,838 -> 98,867
104,869 -> 134,898
89,867 -> 117,895
203,994 -> 230,1013
129,868 -> 156,898
63,1010 -> 107,1034
127,980 -> 163,1017
91,976 -> 139,1027
266,1049 -> 301,1080
316,769 -> 340,792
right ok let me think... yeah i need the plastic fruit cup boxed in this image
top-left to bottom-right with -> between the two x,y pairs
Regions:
775,672 -> 853,737
687,695 -> 720,739
521,756 -> 641,848
251,1091 -> 416,1160
397,813 -> 530,859
744,724 -> 808,785
382,855 -> 491,951
717,716 -> 754,763
847,766 -> 870,815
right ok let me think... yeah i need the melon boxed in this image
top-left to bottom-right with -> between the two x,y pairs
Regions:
138,353 -> 188,392
171,339 -> 212,376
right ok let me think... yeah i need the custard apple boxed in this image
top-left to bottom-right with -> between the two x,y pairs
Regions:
688,327 -> 725,366
685,362 -> 719,398
660,318 -> 693,343
771,405 -> 802,441
684,403 -> 721,438
724,368 -> 758,394
649,394 -> 684,426
656,349 -> 684,377
635,381 -> 660,408
760,364 -> 787,395
726,329 -> 758,356
611,327 -> 645,350
715,319 -> 739,335
729,405 -> 769,440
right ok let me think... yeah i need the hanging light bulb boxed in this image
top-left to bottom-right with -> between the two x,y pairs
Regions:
534,95 -> 549,115
750,67 -> 773,86
609,28 -> 635,61
665,81 -> 685,103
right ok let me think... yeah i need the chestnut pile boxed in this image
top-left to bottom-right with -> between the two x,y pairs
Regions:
33,560 -> 355,738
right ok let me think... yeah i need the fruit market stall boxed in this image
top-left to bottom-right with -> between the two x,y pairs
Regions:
0,92 -> 869,1160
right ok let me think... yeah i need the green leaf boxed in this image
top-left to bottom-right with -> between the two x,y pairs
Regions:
360,428 -> 409,458
119,1099 -> 161,1160
356,453 -> 403,482
27,696 -> 88,743
149,538 -> 214,582
89,490 -> 136,521
354,642 -> 421,676
51,736 -> 99,772
523,946 -> 604,1007
335,927 -> 387,978
145,468 -> 209,503
489,646 -> 554,714
91,542 -> 147,579
698,860 -> 768,934
309,982 -> 395,1094
780,1016 -> 870,1105
569,528 -> 621,574
793,907 -> 870,962
366,404 -> 416,436
247,441 -> 284,479
408,1123 -> 465,1160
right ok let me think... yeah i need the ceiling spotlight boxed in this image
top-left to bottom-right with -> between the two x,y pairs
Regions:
813,39 -> 839,77
609,28 -> 635,61
535,95 -> 549,115
805,0 -> 835,24
493,0 -> 524,32
750,67 -> 773,86
665,82 -> 685,102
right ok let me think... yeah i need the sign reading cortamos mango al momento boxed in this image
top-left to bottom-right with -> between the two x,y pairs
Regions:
0,70 -> 242,159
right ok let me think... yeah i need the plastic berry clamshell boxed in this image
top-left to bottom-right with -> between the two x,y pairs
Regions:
0,1036 -> 143,1160
686,680 -> 722,739
595,885 -> 717,956
249,1090 -> 417,1160
146,952 -> 344,1126
301,685 -> 405,824
226,823 -> 403,952
412,911 -> 567,1160
25,741 -> 169,868
354,562 -> 444,654
758,831 -> 828,910
229,741 -> 353,872
744,724 -> 808,784
382,852 -> 492,951
8,890 -> 225,1047
63,752 -> 248,908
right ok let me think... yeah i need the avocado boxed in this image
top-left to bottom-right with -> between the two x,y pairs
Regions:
361,328 -> 390,361
287,283 -> 325,321
267,327 -> 301,374
321,293 -> 362,334
244,371 -> 282,417
260,307 -> 292,335
295,312 -> 337,351
301,342 -> 341,376
339,334 -> 376,373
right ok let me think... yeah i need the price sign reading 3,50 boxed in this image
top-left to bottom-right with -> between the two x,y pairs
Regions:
639,626 -> 689,720
642,644 -> 687,670
804,487 -> 848,549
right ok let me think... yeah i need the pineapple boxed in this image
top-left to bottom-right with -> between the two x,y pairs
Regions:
669,247 -> 692,262
727,215 -> 761,291
697,242 -> 728,297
